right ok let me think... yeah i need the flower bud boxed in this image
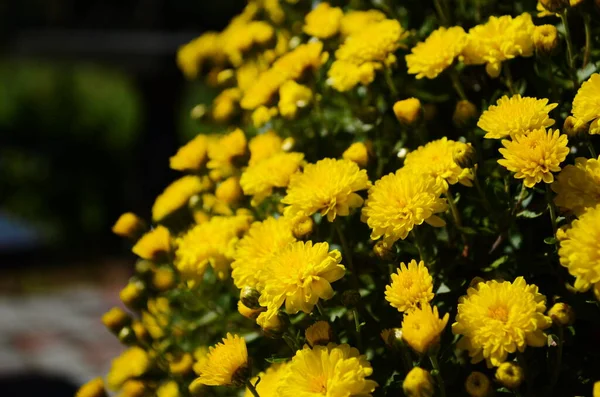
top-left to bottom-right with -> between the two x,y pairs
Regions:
534,25 -> 558,55
495,362 -> 524,389
393,98 -> 422,125
238,300 -> 265,320
169,353 -> 194,376
403,367 -> 435,397
453,100 -> 478,127
281,137 -> 295,151
120,280 -> 146,309
305,321 -> 333,347
539,0 -> 569,12
112,212 -> 147,240
76,377 -> 106,397
135,259 -> 154,275
215,176 -> 243,205
373,240 -> 393,260
240,286 -> 261,309
380,328 -> 403,349
292,216 -> 314,239
341,290 -> 361,308
118,326 -> 137,346
453,143 -> 477,169
465,371 -> 491,397
152,268 -> 176,291
101,307 -> 131,333
121,380 -> 146,397
342,142 -> 369,167
563,116 -> 589,137
190,104 -> 207,120
548,302 -> 575,325
132,320 -> 150,344
257,311 -> 289,338
216,69 -> 235,86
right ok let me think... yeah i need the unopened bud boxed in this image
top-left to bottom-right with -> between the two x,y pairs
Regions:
373,240 -> 393,260
118,326 -> 137,345
120,280 -> 146,309
342,142 -> 369,167
534,25 -> 558,55
548,302 -> 575,325
563,116 -> 588,136
381,328 -> 403,348
238,300 -> 265,320
190,104 -> 207,120
453,143 -> 477,169
292,216 -> 314,239
112,212 -> 147,240
305,321 -> 333,347
215,176 -> 243,205
453,100 -> 478,127
131,320 -> 150,344
216,69 -> 235,86
465,371 -> 491,397
495,362 -> 524,389
102,307 -> 131,333
258,311 -> 289,338
240,286 -> 261,309
152,268 -> 176,291
403,367 -> 435,397
393,98 -> 422,125
540,0 -> 569,12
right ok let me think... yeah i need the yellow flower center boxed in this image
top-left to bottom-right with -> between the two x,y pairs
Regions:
488,305 -> 509,322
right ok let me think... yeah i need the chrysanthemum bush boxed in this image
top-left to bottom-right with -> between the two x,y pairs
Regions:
78,1 -> 600,396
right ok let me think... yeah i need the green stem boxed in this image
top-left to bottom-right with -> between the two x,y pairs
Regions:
450,69 -> 468,100
445,188 -> 463,228
384,66 -> 398,98
559,10 -> 579,89
429,354 -> 447,397
549,326 -> 564,391
434,0 -> 449,26
503,63 -> 517,95
583,13 -> 592,68
334,221 -> 360,289
545,184 -> 559,250
587,137 -> 597,158
411,229 -> 425,263
282,333 -> 299,353
245,379 -> 261,397
511,183 -> 527,217
316,302 -> 326,318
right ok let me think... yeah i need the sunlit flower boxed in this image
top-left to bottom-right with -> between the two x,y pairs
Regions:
403,367 -> 434,397
406,26 -> 467,79
462,13 -> 535,77
498,128 -> 569,188
259,241 -> 345,314
303,2 -> 343,39
76,378 -> 106,397
177,32 -> 223,79
533,24 -> 558,55
404,137 -> 474,190
249,130 -> 283,165
241,152 -> 305,206
393,98 -> 422,125
452,277 -> 551,367
278,344 -> 377,396
465,372 -> 491,397
571,73 -> 600,134
212,88 -> 242,122
278,80 -> 312,119
282,158 -> 371,222
231,216 -> 296,291
343,142 -> 369,167
495,362 -> 524,389
305,321 -> 332,347
327,60 -> 380,91
175,213 -> 252,282
558,204 -> 600,292
402,304 -> 449,354
340,10 -> 386,37
170,134 -> 211,171
132,226 -> 171,261
245,363 -> 289,397
552,156 -> 600,215
152,176 -> 208,221
215,176 -> 243,205
252,106 -> 278,127
190,333 -> 249,387
385,259 -> 434,312
477,95 -> 557,139
101,307 -> 129,333
112,212 -> 146,239
107,347 -> 150,390
362,168 -> 447,246
207,129 -> 247,181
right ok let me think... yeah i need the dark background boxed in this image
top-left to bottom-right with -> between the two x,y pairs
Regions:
0,1 -> 241,395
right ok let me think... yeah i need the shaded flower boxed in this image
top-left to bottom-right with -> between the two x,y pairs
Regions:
552,156 -> 600,215
465,372 -> 491,397
571,73 -> 600,134
305,321 -> 332,347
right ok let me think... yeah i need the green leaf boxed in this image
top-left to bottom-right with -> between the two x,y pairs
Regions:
544,237 -> 558,245
517,209 -> 544,219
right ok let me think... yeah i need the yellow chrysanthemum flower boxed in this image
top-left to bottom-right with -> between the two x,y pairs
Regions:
152,175 -> 208,221
231,216 -> 296,291
452,277 -> 551,367
303,2 -> 343,39
393,98 -> 422,125
495,362 -> 524,389
112,212 -> 145,239
385,259 -> 434,312
132,226 -> 171,261
305,320 -> 332,347
107,347 -> 150,390
278,80 -> 312,119
465,372 -> 491,397
169,134 -> 211,171
533,24 -> 558,55
252,106 -> 278,127
190,333 -> 249,387
76,378 -> 106,397
192,346 -> 209,376
498,128 -> 569,188
174,213 -> 252,281
177,32 -> 223,79
404,137 -> 474,190
207,129 -> 247,181
558,204 -> 600,292
552,156 -> 600,215
241,152 -> 305,206
278,344 -> 377,397
259,241 -> 345,314
248,130 -> 283,165
282,158 -> 371,222
571,73 -> 600,134
157,381 -> 180,397
462,13 -> 535,77
402,304 -> 449,354
212,88 -> 242,122
245,363 -> 289,397
403,367 -> 435,397
477,95 -> 557,139
406,26 -> 467,79
340,10 -> 386,37
215,176 -> 243,205
327,19 -> 406,91
119,380 -> 146,397
343,142 -> 369,167
362,168 -> 448,246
